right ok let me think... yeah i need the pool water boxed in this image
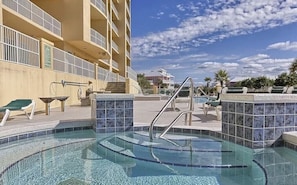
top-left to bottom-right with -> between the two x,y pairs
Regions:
1,130 -> 297,185
194,96 -> 211,104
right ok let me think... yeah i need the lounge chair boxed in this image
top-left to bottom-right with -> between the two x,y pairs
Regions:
0,99 -> 35,126
203,87 -> 247,120
268,86 -> 288,93
203,95 -> 222,121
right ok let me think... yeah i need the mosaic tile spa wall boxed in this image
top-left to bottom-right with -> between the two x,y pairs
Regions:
221,101 -> 297,149
92,94 -> 134,133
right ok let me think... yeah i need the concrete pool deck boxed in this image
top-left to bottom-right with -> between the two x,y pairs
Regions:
0,99 -> 221,138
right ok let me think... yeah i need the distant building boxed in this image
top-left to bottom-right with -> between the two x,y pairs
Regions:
144,69 -> 175,89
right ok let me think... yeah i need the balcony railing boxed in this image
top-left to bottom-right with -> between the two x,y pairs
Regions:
0,25 -> 40,67
90,0 -> 106,15
91,29 -> 106,49
2,0 -> 61,36
112,60 -> 119,69
112,40 -> 119,52
126,50 -> 130,58
112,22 -> 119,36
53,47 -> 94,78
98,66 -> 119,82
111,1 -> 119,19
127,66 -> 137,81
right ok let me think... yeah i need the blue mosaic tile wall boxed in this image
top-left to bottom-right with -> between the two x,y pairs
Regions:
221,101 -> 297,149
92,97 -> 134,133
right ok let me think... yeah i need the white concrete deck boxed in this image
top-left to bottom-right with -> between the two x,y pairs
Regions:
0,99 -> 221,138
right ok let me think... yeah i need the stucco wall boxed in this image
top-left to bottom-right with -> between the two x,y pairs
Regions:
0,61 -> 107,114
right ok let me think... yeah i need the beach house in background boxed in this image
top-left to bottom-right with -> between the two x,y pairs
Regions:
0,0 -> 139,111
144,69 -> 175,92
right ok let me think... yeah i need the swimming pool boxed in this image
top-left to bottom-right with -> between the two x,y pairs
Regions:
194,96 -> 210,104
0,129 -> 296,185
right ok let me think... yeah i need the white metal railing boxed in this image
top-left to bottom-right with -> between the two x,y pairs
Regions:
112,60 -> 119,69
112,22 -> 119,35
2,0 -> 61,36
100,59 -> 109,65
126,33 -> 130,43
125,0 -> 131,17
127,66 -> 137,81
97,66 -> 116,82
112,40 -> 119,52
119,75 -> 126,82
53,47 -> 94,78
0,25 -> 40,67
111,1 -> 119,19
97,66 -> 125,82
91,28 -> 106,49
90,0 -> 106,15
126,50 -> 130,58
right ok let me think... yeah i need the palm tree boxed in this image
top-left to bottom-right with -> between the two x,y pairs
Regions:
215,69 -> 229,88
289,58 -> 297,74
204,77 -> 211,95
137,74 -> 150,89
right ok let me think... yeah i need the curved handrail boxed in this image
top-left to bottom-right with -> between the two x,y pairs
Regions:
149,77 -> 194,140
159,110 -> 192,138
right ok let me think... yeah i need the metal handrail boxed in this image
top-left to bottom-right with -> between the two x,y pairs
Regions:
149,77 -> 194,140
197,87 -> 208,97
159,110 -> 193,138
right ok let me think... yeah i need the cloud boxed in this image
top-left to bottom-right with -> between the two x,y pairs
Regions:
239,54 -> 270,63
132,0 -> 297,58
267,41 -> 297,51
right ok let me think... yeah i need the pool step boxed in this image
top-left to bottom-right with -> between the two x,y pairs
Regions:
99,134 -> 248,168
99,140 -> 135,157
116,135 -> 160,146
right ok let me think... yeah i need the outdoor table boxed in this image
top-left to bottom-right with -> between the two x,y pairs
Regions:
39,96 -> 69,115
39,97 -> 55,115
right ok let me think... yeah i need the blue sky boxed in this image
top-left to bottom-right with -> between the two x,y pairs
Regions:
131,0 -> 297,86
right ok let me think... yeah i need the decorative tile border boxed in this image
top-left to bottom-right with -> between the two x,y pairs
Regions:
0,126 -> 93,147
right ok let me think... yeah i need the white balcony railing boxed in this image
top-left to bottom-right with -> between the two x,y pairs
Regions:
2,0 -> 61,36
112,40 -> 119,52
91,28 -> 106,49
127,66 -> 137,81
112,60 -> 119,69
112,22 -> 119,35
90,0 -> 106,15
126,50 -> 130,58
53,47 -> 94,78
0,25 -> 40,67
111,1 -> 119,19
97,66 -> 114,82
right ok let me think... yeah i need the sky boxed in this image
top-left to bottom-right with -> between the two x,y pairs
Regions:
130,0 -> 297,86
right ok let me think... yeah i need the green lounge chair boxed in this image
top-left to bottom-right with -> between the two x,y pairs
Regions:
0,99 -> 35,126
203,97 -> 222,121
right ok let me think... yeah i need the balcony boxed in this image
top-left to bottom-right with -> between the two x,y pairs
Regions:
91,28 -> 106,49
112,60 -> 119,69
2,0 -> 61,36
112,22 -> 119,36
90,0 -> 106,15
112,41 -> 119,53
111,1 -> 119,20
